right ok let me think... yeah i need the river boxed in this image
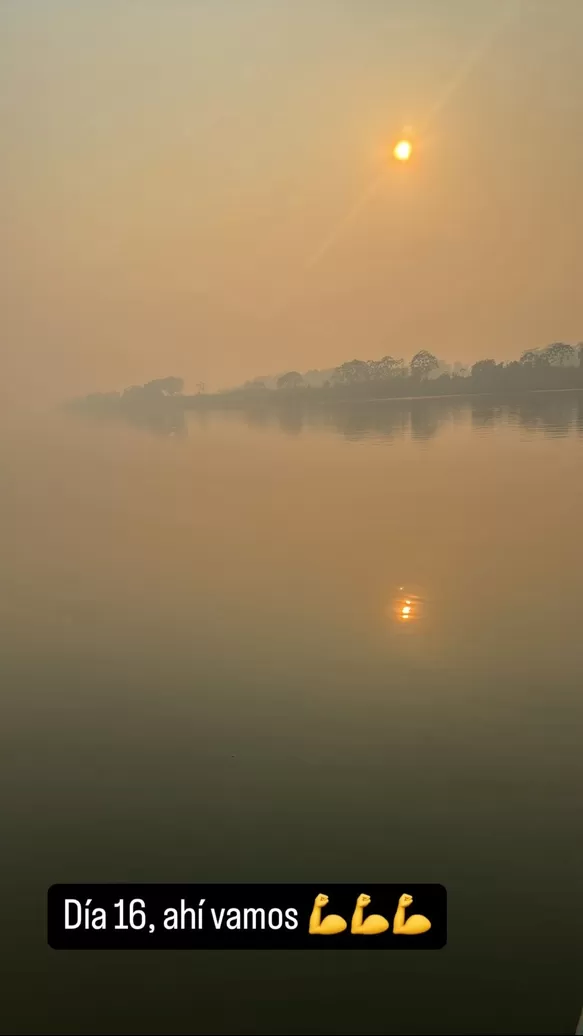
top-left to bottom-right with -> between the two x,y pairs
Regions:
1,393 -> 582,1034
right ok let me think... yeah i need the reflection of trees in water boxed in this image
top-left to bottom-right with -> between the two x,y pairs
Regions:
236,399 -> 453,441
122,407 -> 187,436
320,399 -> 453,442
70,389 -> 583,443
234,393 -> 583,443
68,399 -> 187,437
187,409 -> 211,431
304,402 -> 412,442
508,394 -> 578,438
242,407 -> 272,430
333,407 -> 384,442
409,401 -> 446,442
276,407 -> 304,436
471,404 -> 500,430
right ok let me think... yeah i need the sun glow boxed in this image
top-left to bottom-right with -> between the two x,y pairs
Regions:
393,139 -> 412,161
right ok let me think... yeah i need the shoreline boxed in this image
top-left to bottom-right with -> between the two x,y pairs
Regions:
182,385 -> 583,409
312,386 -> 583,405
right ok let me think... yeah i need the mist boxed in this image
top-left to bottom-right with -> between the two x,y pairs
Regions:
2,0 -> 583,405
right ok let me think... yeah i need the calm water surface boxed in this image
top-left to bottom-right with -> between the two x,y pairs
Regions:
1,394 -> 582,1035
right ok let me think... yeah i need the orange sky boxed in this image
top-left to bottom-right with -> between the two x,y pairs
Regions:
1,0 -> 582,400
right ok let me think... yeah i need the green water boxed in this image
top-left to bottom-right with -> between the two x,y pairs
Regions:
1,394 -> 582,1035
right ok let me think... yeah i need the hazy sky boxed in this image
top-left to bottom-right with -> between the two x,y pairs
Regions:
1,0 -> 582,399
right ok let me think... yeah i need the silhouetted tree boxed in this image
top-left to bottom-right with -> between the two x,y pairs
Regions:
276,371 -> 304,390
410,350 -> 439,380
122,385 -> 145,400
334,359 -> 370,384
143,377 -> 184,395
368,355 -> 404,379
70,337 -> 583,426
470,358 -> 502,390
520,349 -> 545,366
471,359 -> 497,377
544,342 -> 576,366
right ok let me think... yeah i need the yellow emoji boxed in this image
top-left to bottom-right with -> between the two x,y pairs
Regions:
308,893 -> 347,935
393,893 -> 431,935
351,894 -> 389,935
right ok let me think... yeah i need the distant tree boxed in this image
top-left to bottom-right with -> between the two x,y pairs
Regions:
409,350 -> 439,380
544,342 -> 576,366
122,384 -> 145,400
276,371 -> 304,390
196,382 -> 206,394
520,349 -> 545,366
368,355 -> 404,380
471,359 -> 497,377
470,359 -> 502,391
143,377 -> 184,395
163,377 -> 184,395
452,362 -> 470,377
333,359 -> 371,384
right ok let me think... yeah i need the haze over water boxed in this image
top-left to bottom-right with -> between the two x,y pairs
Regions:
2,397 -> 582,1034
2,2 -> 583,1030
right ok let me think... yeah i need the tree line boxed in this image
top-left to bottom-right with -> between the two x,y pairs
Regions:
268,342 -> 583,397
69,343 -> 583,417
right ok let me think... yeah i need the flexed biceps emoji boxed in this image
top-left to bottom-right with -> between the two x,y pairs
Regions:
393,893 -> 431,935
308,890 -> 432,939
351,894 -> 389,935
308,893 -> 347,935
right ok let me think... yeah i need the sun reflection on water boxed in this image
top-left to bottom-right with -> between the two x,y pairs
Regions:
390,588 -> 423,624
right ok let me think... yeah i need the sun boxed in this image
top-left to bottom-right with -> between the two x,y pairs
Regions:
393,139 -> 412,162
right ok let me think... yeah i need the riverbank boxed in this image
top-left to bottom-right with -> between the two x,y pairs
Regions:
182,385 -> 583,409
